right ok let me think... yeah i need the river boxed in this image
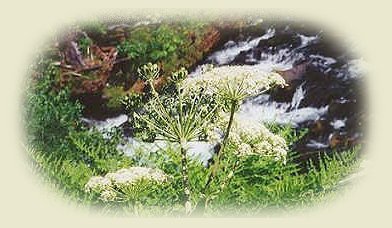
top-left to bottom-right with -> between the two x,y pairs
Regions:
82,21 -> 365,165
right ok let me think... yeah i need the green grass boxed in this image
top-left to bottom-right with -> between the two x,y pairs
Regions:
25,125 -> 363,216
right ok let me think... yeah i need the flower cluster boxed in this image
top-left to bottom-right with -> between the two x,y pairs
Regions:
207,111 -> 288,162
181,65 -> 287,99
106,167 -> 168,185
138,63 -> 160,82
85,167 -> 169,202
169,67 -> 188,84
85,176 -> 112,192
230,122 -> 288,161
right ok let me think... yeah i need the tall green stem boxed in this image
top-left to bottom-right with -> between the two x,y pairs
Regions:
212,100 -> 237,175
148,80 -> 159,99
149,81 -> 192,215
180,143 -> 192,215
202,100 -> 237,199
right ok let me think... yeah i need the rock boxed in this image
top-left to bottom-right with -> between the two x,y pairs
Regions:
310,119 -> 331,134
256,30 -> 301,51
329,132 -> 352,148
77,93 -> 124,120
302,36 -> 348,60
268,82 -> 300,103
328,99 -> 359,119
276,61 -> 309,83
230,49 -> 254,65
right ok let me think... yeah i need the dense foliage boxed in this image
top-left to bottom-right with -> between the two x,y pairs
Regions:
25,62 -> 133,203
95,22 -> 216,111
117,22 -> 211,77
24,20 -> 363,217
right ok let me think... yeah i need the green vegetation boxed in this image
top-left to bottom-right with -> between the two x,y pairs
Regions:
25,64 -> 83,152
103,86 -> 127,110
117,22 -> 211,77
25,62 -> 133,205
70,21 -> 219,115
118,25 -> 185,68
24,20 -> 363,217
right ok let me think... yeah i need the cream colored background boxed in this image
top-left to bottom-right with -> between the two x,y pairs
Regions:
0,1 -> 390,227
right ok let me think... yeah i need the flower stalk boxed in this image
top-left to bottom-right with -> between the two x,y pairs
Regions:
135,63 -> 217,215
203,99 -> 237,192
180,143 -> 192,215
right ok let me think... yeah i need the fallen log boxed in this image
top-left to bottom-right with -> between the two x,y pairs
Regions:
54,57 -> 131,73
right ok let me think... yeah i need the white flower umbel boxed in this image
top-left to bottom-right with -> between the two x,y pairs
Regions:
137,64 -> 219,216
85,176 -> 112,193
237,143 -> 253,156
84,167 -> 169,202
199,66 -> 287,201
182,65 -> 287,100
106,167 -> 168,186
100,189 -> 117,202
209,111 -> 288,162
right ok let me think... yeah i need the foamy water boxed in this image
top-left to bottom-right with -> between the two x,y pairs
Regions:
207,28 -> 275,65
82,25 -> 363,165
81,114 -> 128,138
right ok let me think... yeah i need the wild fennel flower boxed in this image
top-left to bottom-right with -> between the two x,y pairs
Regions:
84,167 -> 169,202
182,65 -> 287,101
208,112 -> 288,161
237,143 -> 252,156
138,63 -> 160,82
170,67 -> 188,84
198,67 -> 287,198
85,176 -> 111,193
105,167 -> 168,186
206,127 -> 222,144
135,86 -> 217,215
254,141 -> 273,153
100,189 -> 117,202
146,94 -> 215,214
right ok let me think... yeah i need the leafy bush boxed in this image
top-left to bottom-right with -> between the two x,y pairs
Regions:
117,22 -> 213,79
68,129 -> 132,174
25,64 -> 83,151
25,62 -> 134,205
118,25 -> 185,70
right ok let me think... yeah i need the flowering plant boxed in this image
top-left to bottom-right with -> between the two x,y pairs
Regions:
133,63 -> 218,215
208,111 -> 287,161
85,167 -> 169,202
120,63 -> 288,215
182,65 -> 286,103
192,66 -> 287,203
137,62 -> 160,83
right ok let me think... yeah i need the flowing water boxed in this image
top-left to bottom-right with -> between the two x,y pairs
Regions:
195,24 -> 364,159
82,22 -> 365,164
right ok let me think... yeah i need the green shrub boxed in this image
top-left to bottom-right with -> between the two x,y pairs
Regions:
117,22 -> 212,80
68,129 -> 133,174
25,62 -> 133,205
25,64 -> 83,151
117,25 -> 185,69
